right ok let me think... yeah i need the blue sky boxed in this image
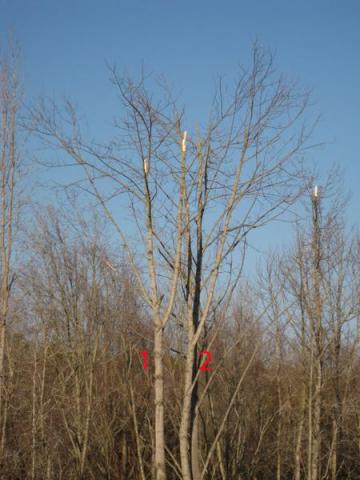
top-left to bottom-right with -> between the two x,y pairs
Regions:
1,0 -> 359,265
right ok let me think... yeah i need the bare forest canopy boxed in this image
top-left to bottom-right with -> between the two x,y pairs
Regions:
1,41 -> 360,480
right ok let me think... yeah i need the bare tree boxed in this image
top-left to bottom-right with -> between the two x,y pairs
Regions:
28,43 -> 313,479
0,42 -> 20,467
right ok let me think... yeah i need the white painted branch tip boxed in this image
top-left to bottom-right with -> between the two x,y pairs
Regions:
143,157 -> 149,176
181,131 -> 187,153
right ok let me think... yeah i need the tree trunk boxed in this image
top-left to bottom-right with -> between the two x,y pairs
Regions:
179,344 -> 195,480
154,323 -> 166,480
311,189 -> 323,480
191,403 -> 201,480
0,54 -> 17,466
294,382 -> 306,480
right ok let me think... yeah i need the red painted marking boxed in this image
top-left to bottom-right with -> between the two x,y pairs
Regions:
140,351 -> 148,370
199,351 -> 213,371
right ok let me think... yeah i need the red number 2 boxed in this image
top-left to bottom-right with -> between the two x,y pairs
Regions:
199,351 -> 212,371
140,351 -> 148,370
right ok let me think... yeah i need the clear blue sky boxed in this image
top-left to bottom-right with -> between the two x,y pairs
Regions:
1,0 -> 359,262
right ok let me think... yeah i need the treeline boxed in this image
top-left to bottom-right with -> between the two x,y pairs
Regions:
1,41 -> 360,480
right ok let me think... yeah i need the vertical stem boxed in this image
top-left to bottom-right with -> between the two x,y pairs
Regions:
311,190 -> 322,480
294,262 -> 306,480
0,63 -> 16,465
31,349 -> 37,480
276,326 -> 282,480
130,384 -> 146,480
307,347 -> 313,480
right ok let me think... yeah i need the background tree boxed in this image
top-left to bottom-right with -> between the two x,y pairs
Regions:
0,41 -> 20,472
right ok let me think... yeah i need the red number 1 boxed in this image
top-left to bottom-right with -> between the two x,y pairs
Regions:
140,351 -> 148,370
199,351 -> 212,371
